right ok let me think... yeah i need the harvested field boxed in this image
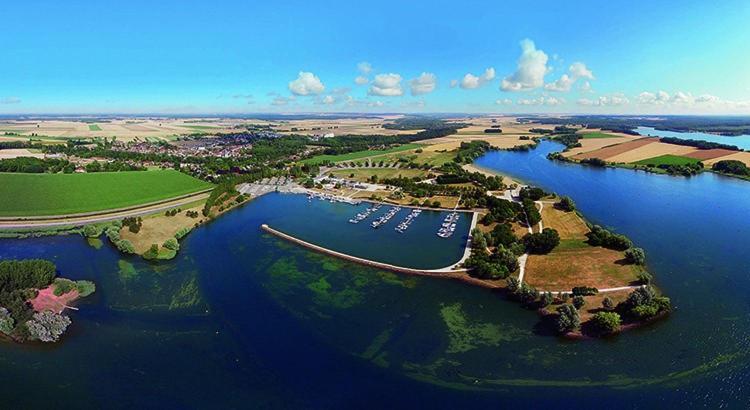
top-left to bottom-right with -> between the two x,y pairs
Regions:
606,142 -> 698,163
0,148 -> 45,159
524,246 -> 640,291
540,205 -> 589,240
420,134 -> 535,151
683,149 -> 738,161
704,151 -> 750,167
562,136 -> 636,158
329,168 -> 428,182
571,138 -> 656,161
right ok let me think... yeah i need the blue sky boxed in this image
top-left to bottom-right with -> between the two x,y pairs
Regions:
2,0 -> 749,114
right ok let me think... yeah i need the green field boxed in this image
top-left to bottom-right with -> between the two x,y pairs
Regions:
329,168 -> 429,182
633,154 -> 701,167
88,124 -> 102,131
180,125 -> 220,131
0,170 -> 213,216
301,144 -> 422,165
579,132 -> 619,139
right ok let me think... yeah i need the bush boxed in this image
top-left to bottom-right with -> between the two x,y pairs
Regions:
589,311 -> 622,335
175,227 -> 193,240
142,244 -> 160,260
571,286 -> 598,296
556,196 -> 576,212
540,292 -> 554,307
586,225 -> 633,250
572,295 -> 586,310
602,297 -> 614,310
625,247 -> 646,265
52,278 -> 76,296
506,277 -> 520,293
0,308 -> 15,335
25,311 -> 71,342
637,271 -> 653,284
523,228 -> 560,254
75,280 -> 96,297
555,304 -> 580,333
163,238 -> 180,251
82,224 -> 101,238
115,239 -> 136,254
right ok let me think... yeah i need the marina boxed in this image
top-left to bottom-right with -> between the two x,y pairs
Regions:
371,206 -> 401,228
348,204 -> 381,224
395,209 -> 422,233
437,212 -> 460,238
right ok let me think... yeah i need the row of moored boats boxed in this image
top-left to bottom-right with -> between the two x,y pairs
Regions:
436,212 -> 460,238
371,206 -> 401,228
348,204 -> 382,224
395,209 -> 422,233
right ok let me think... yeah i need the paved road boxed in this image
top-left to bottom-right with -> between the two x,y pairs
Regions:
0,192 -> 210,230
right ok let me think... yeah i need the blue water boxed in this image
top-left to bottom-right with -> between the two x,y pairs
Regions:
636,126 -> 750,150
1,161 -> 750,407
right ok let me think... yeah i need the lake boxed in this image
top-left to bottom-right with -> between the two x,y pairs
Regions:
636,125 -> 750,150
1,152 -> 750,408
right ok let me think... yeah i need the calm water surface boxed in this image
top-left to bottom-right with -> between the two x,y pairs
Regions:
636,125 -> 750,150
1,148 -> 750,408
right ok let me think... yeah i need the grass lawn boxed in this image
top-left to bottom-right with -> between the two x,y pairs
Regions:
524,245 -> 640,291
301,143 -> 422,165
578,131 -> 620,139
540,205 -> 589,240
633,154 -> 701,166
0,170 -> 213,216
329,168 -> 428,182
88,124 -> 102,131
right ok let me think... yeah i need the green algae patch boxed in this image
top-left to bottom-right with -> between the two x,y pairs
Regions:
440,303 -> 525,354
86,237 -> 103,250
170,277 -> 202,310
307,276 -> 363,309
118,259 -> 138,282
362,328 -> 393,360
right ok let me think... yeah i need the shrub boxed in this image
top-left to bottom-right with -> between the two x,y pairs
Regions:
163,238 -> 180,251
115,239 -> 136,254
142,244 -> 160,260
175,227 -> 193,240
571,286 -> 598,296
25,311 -> 71,342
586,225 -> 633,250
0,308 -> 14,335
602,297 -> 614,310
590,311 -> 622,335
75,280 -> 96,297
540,292 -> 554,307
637,271 -> 653,284
556,196 -> 576,212
82,224 -> 101,238
555,304 -> 580,333
625,247 -> 646,265
572,295 -> 586,310
52,278 -> 76,296
523,228 -> 560,254
506,277 -> 520,293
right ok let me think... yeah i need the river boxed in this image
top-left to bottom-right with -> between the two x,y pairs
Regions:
0,146 -> 749,408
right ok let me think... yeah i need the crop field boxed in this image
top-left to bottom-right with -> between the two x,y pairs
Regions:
579,131 -> 620,139
301,144 -> 422,165
329,168 -> 428,182
88,124 -> 102,131
524,246 -> 639,290
633,154 -> 702,167
0,170 -> 213,216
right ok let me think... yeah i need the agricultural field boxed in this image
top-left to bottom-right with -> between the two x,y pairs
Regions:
88,124 -> 102,131
703,151 -> 750,167
329,168 -> 429,182
539,204 -> 589,240
579,131 -> 620,139
633,154 -> 701,167
0,170 -> 213,216
301,143 -> 422,165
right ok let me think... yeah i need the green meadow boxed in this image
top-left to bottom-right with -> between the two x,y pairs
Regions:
88,124 -> 102,131
633,154 -> 701,167
0,170 -> 213,216
301,143 -> 422,165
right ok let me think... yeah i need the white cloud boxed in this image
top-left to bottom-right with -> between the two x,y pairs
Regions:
460,67 -> 495,89
696,94 -> 720,104
671,91 -> 694,105
545,62 -> 594,92
0,97 -> 21,104
409,72 -> 437,96
288,72 -> 325,96
368,100 -> 384,107
544,74 -> 574,92
579,81 -> 593,93
577,93 -> 629,107
637,91 -> 671,105
354,76 -> 369,85
357,62 -> 373,75
321,95 -> 335,105
368,73 -> 403,96
516,96 -> 564,106
501,39 -> 549,91
495,98 -> 513,105
450,79 -> 458,88
568,62 -> 594,80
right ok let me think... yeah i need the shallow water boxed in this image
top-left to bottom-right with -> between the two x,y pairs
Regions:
1,154 -> 750,407
636,125 -> 750,150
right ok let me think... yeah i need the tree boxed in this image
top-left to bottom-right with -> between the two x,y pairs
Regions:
517,283 -> 539,305
637,271 -> 653,284
602,297 -> 614,310
163,238 -> 180,251
555,304 -> 580,333
82,224 -> 101,238
540,292 -> 554,307
506,277 -> 520,293
625,247 -> 646,265
471,228 -> 488,250
572,295 -> 586,310
523,228 -> 560,254
25,311 -> 71,342
556,196 -> 576,212
143,244 -> 160,260
590,311 -> 622,335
